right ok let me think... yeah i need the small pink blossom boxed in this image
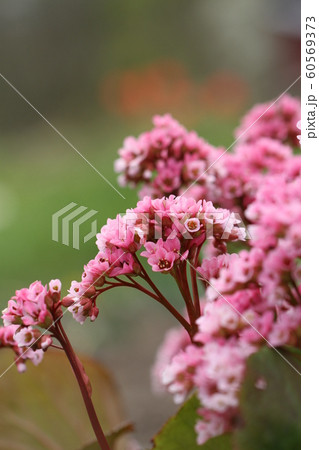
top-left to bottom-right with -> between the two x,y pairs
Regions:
2,280 -> 61,328
235,94 -> 301,146
141,238 -> 180,273
0,325 -> 46,372
14,326 -> 39,348
162,345 -> 203,404
184,218 -> 201,233
115,114 -> 224,199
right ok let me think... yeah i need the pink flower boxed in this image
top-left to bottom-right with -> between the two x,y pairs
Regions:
197,254 -> 237,281
235,94 -> 301,146
1,280 -> 63,371
151,327 -> 191,393
2,280 -> 60,328
184,218 -> 201,233
68,297 -> 99,325
40,335 -> 53,350
14,326 -> 39,347
234,138 -> 293,174
296,120 -> 301,143
200,392 -> 238,413
268,306 -> 301,346
141,238 -> 181,273
96,215 -> 142,253
84,195 -> 241,286
0,324 -> 19,347
162,345 -> 203,404
49,279 -> 61,295
0,325 -> 47,372
24,348 -> 44,366
114,114 -> 224,199
195,410 -> 229,443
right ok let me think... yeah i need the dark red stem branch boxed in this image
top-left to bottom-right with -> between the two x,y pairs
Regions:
190,247 -> 202,318
174,263 -> 198,337
133,255 -> 192,335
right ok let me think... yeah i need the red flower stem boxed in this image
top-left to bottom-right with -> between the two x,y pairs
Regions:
133,255 -> 192,335
54,323 -> 110,450
180,261 -> 195,309
94,283 -> 125,296
190,247 -> 201,318
174,264 -> 197,337
138,277 -> 192,334
94,275 -> 191,335
50,343 -> 64,351
190,265 -> 200,317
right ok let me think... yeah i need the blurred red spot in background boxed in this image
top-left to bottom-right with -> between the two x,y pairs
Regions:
198,72 -> 249,117
99,60 -> 192,117
99,62 -> 250,119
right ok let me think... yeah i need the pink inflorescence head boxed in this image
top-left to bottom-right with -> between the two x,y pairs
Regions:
114,114 -> 225,200
1,279 -> 62,371
66,195 -> 246,324
150,96 -> 301,444
235,94 -> 301,146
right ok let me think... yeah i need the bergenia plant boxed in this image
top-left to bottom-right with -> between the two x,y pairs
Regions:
0,94 -> 301,449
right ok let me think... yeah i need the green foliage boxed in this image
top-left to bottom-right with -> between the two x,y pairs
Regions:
235,347 -> 301,450
0,350 -> 128,450
152,395 -> 232,450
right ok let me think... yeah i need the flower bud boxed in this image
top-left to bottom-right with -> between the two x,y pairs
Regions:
83,285 -> 96,297
90,306 -> 99,322
61,296 -> 75,307
94,277 -> 105,288
40,335 -> 53,351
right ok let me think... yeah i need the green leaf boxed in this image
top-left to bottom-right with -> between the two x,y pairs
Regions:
0,349 -> 129,450
152,395 -> 232,450
235,347 -> 301,450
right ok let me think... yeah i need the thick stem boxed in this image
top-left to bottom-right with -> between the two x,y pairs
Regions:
139,275 -> 192,334
132,255 -> 192,336
101,274 -> 192,334
180,262 -> 194,309
190,265 -> 201,317
55,323 -> 110,450
190,247 -> 202,318
174,264 -> 198,338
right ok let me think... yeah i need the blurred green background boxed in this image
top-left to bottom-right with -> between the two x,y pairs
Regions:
0,0 -> 300,445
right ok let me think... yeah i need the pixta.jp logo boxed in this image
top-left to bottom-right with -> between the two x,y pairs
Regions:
52,203 -> 98,249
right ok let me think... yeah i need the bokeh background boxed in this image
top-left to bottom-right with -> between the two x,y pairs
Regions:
0,0 -> 300,446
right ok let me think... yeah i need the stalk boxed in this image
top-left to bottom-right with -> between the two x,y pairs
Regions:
190,247 -> 202,318
132,255 -> 192,335
54,323 -> 110,450
190,265 -> 201,317
174,264 -> 198,337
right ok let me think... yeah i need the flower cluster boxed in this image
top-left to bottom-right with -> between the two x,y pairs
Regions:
115,97 -> 300,214
216,137 -> 299,211
114,114 -> 224,199
151,96 -> 301,443
0,94 -> 301,446
0,325 -> 45,372
0,280 -> 64,371
66,195 -> 245,324
154,255 -> 300,444
156,168 -> 300,443
235,94 -> 301,146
